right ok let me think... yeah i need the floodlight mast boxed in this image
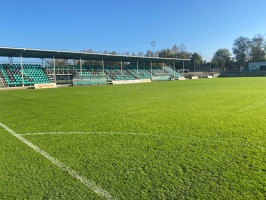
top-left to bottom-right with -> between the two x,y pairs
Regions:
150,41 -> 156,57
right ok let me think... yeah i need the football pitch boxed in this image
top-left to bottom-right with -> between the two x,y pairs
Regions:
0,78 -> 265,199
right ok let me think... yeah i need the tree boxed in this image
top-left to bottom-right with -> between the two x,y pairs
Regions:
158,49 -> 175,58
81,49 -> 94,53
171,44 -> 179,53
249,34 -> 266,61
179,43 -> 186,52
212,49 -> 231,69
146,50 -> 155,57
109,50 -> 117,55
51,59 -> 68,66
176,51 -> 190,59
138,52 -> 144,56
232,36 -> 250,66
191,52 -> 203,71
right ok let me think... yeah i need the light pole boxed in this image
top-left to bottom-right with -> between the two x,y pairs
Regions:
150,41 -> 156,57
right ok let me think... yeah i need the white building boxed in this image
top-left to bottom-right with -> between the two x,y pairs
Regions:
249,62 -> 266,71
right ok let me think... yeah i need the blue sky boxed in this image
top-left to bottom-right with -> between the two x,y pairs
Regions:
1,0 -> 266,61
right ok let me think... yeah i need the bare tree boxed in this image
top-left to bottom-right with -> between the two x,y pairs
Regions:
179,43 -> 186,52
138,52 -> 144,56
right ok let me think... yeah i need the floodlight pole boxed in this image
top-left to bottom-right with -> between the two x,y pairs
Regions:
20,53 -> 24,87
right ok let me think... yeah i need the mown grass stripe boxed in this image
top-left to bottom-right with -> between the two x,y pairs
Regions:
0,122 -> 115,200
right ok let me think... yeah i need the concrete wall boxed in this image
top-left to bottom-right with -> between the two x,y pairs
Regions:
249,62 -> 266,71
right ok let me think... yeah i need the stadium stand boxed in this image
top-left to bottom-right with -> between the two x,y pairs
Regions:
104,67 -> 172,81
44,65 -> 184,83
0,63 -> 185,87
0,64 -> 51,87
105,68 -> 135,80
124,68 -> 152,79
0,47 -> 190,87
149,67 -> 171,81
126,69 -> 147,79
137,69 -> 152,79
162,66 -> 184,79
0,76 -> 4,87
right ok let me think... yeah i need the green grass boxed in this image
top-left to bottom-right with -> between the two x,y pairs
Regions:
0,78 -> 265,199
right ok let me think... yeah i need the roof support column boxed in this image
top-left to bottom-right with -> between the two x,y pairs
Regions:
182,60 -> 185,77
137,60 -> 139,79
20,53 -> 24,87
121,59 -> 123,80
8,57 -> 13,66
173,62 -> 176,77
80,56 -> 82,74
53,54 -> 56,84
66,59 -> 69,75
150,61 -> 153,77
102,58 -> 104,73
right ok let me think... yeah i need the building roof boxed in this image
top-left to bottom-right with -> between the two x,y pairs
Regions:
0,47 -> 189,63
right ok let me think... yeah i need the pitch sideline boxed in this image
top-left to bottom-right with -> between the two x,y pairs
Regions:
0,122 -> 115,200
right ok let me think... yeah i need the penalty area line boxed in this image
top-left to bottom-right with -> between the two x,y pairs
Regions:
21,131 -> 190,139
0,122 -> 115,200
21,131 -> 266,150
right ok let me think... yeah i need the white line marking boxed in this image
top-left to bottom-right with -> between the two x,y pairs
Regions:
238,99 -> 266,112
22,131 -> 147,136
21,131 -> 195,140
0,123 -> 115,200
22,131 -> 185,137
21,131 -> 265,150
